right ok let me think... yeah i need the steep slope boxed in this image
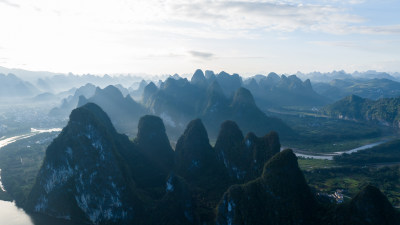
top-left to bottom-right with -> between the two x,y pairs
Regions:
214,121 -> 281,181
174,119 -> 230,223
201,80 -> 230,127
174,119 -> 227,188
314,78 -> 400,101
134,115 -> 174,187
23,104 -> 399,224
214,121 -> 245,180
26,103 -> 143,224
323,94 -> 369,120
49,83 -> 96,118
150,173 -> 198,225
142,81 -> 158,105
144,77 -> 206,140
146,78 -> 203,122
335,185 -> 400,225
244,73 -> 329,108
323,94 -> 400,127
225,87 -> 295,139
0,73 -> 40,98
215,71 -> 242,97
78,85 -> 146,136
191,69 -> 207,88
216,149 -> 321,225
129,80 -> 148,100
139,70 -> 296,141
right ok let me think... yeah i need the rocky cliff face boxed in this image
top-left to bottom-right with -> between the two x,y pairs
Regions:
323,94 -> 400,128
214,121 -> 281,181
77,85 -> 146,136
134,115 -> 174,188
174,119 -> 227,188
27,103 -> 142,224
191,69 -> 207,88
335,185 -> 400,225
216,149 -> 320,225
244,73 -> 329,108
26,103 -> 399,225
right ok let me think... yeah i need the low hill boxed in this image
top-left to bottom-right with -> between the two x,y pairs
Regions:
323,94 -> 400,128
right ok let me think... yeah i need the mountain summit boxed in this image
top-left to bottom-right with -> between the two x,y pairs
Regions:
27,103 -> 142,224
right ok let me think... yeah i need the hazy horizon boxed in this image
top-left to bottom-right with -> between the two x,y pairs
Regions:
1,65 -> 399,80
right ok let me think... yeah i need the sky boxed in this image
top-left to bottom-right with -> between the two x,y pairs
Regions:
0,0 -> 399,76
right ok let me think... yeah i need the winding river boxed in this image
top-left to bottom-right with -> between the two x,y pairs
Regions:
0,130 -> 392,224
0,200 -> 34,225
0,128 -> 62,149
290,140 -> 390,160
0,128 -> 64,225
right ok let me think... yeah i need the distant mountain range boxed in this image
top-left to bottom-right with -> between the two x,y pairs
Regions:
3,66 -> 400,107
48,69 -> 400,140
0,66 -> 148,92
314,78 -> 400,101
244,72 -> 330,108
25,103 -> 399,225
49,83 -> 97,118
322,94 -> 400,128
0,73 -> 40,98
78,85 -> 146,137
143,70 -> 295,140
296,70 -> 399,83
49,71 -> 296,141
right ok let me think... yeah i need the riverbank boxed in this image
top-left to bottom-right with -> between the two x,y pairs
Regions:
284,139 -> 393,160
0,128 -> 61,149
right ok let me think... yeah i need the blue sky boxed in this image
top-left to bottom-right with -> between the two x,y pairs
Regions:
0,0 -> 399,76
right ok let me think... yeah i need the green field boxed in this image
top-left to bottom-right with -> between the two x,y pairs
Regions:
269,108 -> 397,153
298,158 -> 337,170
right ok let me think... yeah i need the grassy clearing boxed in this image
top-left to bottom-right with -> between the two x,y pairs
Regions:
298,158 -> 337,170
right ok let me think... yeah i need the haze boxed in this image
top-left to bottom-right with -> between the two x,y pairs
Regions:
0,0 -> 399,76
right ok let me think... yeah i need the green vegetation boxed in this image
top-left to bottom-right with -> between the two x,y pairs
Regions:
323,94 -> 400,128
334,139 -> 400,164
216,149 -> 321,225
0,132 -> 57,205
298,158 -> 337,170
298,139 -> 400,208
314,78 -> 400,101
273,112 -> 392,153
303,166 -> 400,208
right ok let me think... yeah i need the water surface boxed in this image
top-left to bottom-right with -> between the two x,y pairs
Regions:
290,140 -> 390,160
0,200 -> 34,225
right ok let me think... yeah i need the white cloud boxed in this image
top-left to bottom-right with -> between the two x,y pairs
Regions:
0,0 -> 19,8
189,50 -> 214,59
142,0 -> 366,33
0,0 -> 399,74
349,25 -> 400,35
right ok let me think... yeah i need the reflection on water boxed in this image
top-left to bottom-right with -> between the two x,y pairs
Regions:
0,169 -> 6,192
294,153 -> 335,160
335,141 -> 387,155
0,200 -> 77,225
0,200 -> 33,225
290,140 -> 390,160
0,128 -> 61,149
0,133 -> 37,149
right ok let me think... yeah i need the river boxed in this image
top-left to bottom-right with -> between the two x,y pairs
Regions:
0,128 -> 68,225
0,200 -> 77,225
0,200 -> 34,225
0,131 -> 391,224
0,128 -> 62,149
290,140 -> 390,160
